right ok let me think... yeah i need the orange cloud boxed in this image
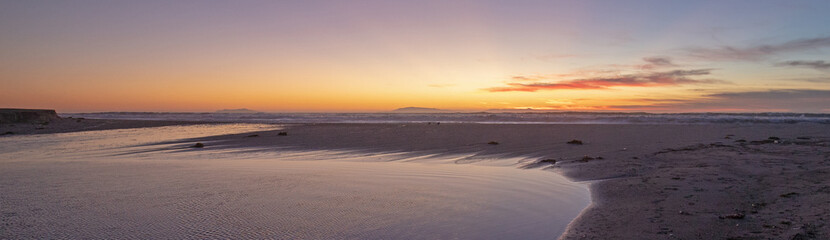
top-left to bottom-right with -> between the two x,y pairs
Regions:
487,69 -> 719,92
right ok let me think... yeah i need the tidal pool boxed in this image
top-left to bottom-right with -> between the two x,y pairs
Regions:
0,125 -> 589,239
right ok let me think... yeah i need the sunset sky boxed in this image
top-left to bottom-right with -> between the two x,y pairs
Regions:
2,1 -> 830,113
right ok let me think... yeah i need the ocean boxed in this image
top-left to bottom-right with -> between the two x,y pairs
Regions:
65,111 -> 830,124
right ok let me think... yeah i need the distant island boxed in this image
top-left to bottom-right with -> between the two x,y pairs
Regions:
215,108 -> 261,114
390,107 -> 449,113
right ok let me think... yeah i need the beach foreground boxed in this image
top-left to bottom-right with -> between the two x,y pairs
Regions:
3,121 -> 830,239
182,122 -> 830,239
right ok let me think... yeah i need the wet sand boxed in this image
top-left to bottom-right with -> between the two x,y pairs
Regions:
181,123 -> 830,239
0,124 -> 589,239
0,117 -> 209,135
3,121 -> 830,239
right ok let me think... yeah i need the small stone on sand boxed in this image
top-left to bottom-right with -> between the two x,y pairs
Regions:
567,139 -> 583,145
192,142 -> 205,148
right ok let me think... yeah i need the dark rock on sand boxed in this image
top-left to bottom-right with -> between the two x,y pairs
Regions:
192,142 -> 205,148
539,159 -> 557,164
750,139 -> 776,144
579,156 -> 595,162
780,192 -> 799,198
567,139 -> 583,145
247,134 -> 259,137
487,141 -> 499,145
768,136 -> 781,140
278,132 -> 288,136
719,213 -> 745,219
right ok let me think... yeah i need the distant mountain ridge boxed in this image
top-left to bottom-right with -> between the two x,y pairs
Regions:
215,108 -> 260,114
391,107 -> 449,113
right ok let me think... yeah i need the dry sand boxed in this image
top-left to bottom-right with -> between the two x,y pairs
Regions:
180,123 -> 830,239
4,121 -> 830,239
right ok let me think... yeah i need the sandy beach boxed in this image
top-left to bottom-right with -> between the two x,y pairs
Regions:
3,121 -> 829,239
171,122 -> 830,239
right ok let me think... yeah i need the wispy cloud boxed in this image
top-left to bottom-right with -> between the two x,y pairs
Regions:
685,37 -> 830,61
610,89 -> 830,112
534,54 -> 578,61
486,69 -> 719,92
787,77 -> 830,83
639,57 -> 677,69
775,60 -> 830,71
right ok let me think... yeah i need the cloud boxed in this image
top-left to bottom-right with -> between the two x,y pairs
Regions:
775,60 -> 830,71
511,76 -> 543,81
685,37 -> 830,61
610,89 -> 830,112
707,89 -> 830,101
535,54 -> 578,61
640,57 -> 676,69
788,77 -> 830,83
486,69 -> 719,92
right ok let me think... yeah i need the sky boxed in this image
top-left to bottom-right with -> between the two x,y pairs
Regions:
2,0 -> 829,113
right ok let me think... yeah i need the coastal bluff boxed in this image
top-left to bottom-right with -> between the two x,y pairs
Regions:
0,108 -> 60,124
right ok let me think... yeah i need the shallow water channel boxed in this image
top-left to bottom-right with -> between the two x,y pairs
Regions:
0,124 -> 589,239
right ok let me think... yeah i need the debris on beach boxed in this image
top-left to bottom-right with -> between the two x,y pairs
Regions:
579,155 -> 595,162
487,141 -> 499,145
657,142 -> 733,154
278,132 -> 288,136
750,138 -> 780,144
539,159 -> 557,164
567,139 -> 583,145
750,139 -> 774,144
779,192 -> 799,198
192,142 -> 205,148
719,213 -> 745,219
246,134 -> 259,137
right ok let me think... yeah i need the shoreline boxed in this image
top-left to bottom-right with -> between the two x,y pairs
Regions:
0,117 -> 212,135
4,120 -> 829,239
